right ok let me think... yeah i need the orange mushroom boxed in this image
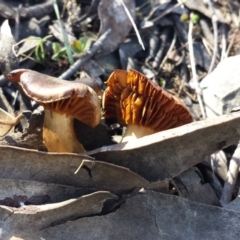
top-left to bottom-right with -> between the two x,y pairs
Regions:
7,69 -> 101,153
103,69 -> 193,142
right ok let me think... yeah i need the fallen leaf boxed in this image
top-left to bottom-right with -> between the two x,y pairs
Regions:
89,112 -> 240,181
0,178 -> 95,205
173,167 -> 220,206
79,159 -> 149,195
97,0 -> 135,56
0,146 -> 153,195
29,191 -> 240,240
0,191 -> 117,239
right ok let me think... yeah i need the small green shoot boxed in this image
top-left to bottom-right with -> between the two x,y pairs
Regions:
52,37 -> 92,61
159,78 -> 166,87
30,35 -> 52,62
52,0 -> 74,65
190,13 -> 200,24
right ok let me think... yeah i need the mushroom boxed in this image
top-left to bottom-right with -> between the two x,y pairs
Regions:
76,77 -> 103,98
7,69 -> 101,153
103,69 -> 193,142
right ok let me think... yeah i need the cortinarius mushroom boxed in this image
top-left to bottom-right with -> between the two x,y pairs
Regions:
103,69 -> 193,142
7,69 -> 101,153
76,77 -> 103,98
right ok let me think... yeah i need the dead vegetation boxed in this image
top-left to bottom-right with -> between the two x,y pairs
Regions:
0,0 -> 240,239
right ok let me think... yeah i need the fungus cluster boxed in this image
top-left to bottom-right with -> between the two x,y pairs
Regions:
7,69 -> 101,153
7,68 -> 193,153
103,69 -> 193,142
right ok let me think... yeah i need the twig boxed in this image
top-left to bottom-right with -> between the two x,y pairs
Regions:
159,32 -> 177,69
225,28 -> 238,57
14,4 -> 22,42
199,18 -> 214,49
145,27 -> 160,64
152,28 -> 170,69
78,0 -> 99,23
207,0 -> 218,73
220,141 -> 240,206
120,0 -> 145,50
220,24 -> 227,61
59,29 -> 111,79
150,1 -> 186,23
188,19 -> 206,119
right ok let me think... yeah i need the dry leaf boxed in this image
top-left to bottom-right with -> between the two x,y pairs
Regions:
97,0 -> 135,56
0,191 -> 117,239
89,112 -> 240,181
29,191 -> 240,240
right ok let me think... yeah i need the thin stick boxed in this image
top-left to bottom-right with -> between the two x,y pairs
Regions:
159,32 -> 177,69
220,24 -> 227,61
188,20 -> 206,119
207,0 -> 218,73
151,1 -> 186,23
59,29 -> 111,80
119,0 -> 145,50
225,28 -> 238,58
14,4 -> 22,42
220,141 -> 240,206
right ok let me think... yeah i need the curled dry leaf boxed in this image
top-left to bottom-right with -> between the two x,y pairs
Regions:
172,167 -> 220,206
0,191 -> 117,239
78,159 -> 149,195
0,108 -> 25,136
103,69 -> 193,142
97,0 -> 135,56
0,146 -> 93,187
0,146 -> 154,195
7,69 -> 101,153
31,191 -> 240,240
89,112 -> 240,181
0,178 -> 95,206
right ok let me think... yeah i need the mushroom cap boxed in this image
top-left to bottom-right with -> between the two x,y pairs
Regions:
75,77 -> 103,97
103,69 -> 193,131
7,69 -> 101,127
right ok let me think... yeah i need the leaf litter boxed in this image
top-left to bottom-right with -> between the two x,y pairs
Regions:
0,0 -> 239,238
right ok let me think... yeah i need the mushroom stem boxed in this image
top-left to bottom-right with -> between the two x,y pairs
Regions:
43,110 -> 85,153
121,124 -> 155,143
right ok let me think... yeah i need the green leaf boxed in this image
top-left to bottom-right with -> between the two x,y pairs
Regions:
51,47 -> 67,61
71,40 -> 83,53
52,42 -> 61,54
79,37 -> 92,51
191,13 -> 200,24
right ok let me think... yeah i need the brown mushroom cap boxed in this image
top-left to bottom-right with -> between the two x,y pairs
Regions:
75,77 -> 103,97
7,69 -> 101,127
103,69 -> 193,131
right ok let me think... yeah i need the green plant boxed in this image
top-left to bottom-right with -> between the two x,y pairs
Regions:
30,35 -> 52,62
52,37 -> 92,61
52,0 -> 74,65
